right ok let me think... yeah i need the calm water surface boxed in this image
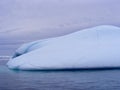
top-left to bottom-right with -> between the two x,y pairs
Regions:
0,60 -> 120,90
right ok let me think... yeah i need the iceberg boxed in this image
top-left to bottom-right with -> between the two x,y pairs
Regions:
7,25 -> 120,70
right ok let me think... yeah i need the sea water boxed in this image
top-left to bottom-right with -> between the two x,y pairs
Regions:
0,59 -> 120,90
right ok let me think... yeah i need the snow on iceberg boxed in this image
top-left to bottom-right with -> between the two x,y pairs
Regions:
7,25 -> 120,70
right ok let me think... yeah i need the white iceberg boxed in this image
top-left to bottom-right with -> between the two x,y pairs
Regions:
7,25 -> 120,70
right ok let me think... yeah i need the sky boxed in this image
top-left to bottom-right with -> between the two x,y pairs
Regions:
0,0 -> 120,55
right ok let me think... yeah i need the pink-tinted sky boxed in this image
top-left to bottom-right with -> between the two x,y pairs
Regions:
0,0 -> 120,55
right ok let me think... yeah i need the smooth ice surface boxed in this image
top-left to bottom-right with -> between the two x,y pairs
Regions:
7,25 -> 120,70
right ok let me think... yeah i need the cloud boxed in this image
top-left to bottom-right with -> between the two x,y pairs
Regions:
0,0 -> 120,55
